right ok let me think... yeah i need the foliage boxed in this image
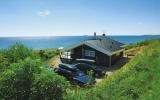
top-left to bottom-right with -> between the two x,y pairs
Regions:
31,69 -> 70,100
2,43 -> 37,63
0,58 -> 41,99
0,43 -> 39,73
38,48 -> 60,61
65,40 -> 160,100
0,57 -> 70,100
87,70 -> 94,77
0,51 -> 9,72
0,43 -> 70,100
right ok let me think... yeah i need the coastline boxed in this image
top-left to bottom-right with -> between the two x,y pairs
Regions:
0,35 -> 160,50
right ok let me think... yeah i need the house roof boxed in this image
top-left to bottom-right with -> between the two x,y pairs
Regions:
65,36 -> 125,56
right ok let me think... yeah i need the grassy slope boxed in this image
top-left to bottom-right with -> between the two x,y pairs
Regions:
65,39 -> 160,100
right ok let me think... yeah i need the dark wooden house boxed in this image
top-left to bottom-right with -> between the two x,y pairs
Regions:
61,34 -> 125,67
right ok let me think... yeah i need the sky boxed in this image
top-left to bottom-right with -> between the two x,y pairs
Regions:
0,0 -> 159,36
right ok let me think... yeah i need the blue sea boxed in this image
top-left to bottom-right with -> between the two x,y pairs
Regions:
0,35 -> 160,49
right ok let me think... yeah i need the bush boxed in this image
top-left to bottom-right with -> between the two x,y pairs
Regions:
31,70 -> 70,100
0,58 -> 70,100
0,60 -> 9,73
0,58 -> 41,99
0,43 -> 71,99
4,43 -> 37,63
38,49 -> 60,61
0,51 -> 9,73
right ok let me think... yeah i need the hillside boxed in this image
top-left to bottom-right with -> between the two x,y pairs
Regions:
65,39 -> 160,100
0,39 -> 159,99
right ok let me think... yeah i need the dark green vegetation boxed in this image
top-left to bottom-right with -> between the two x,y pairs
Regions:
65,39 -> 160,100
38,48 -> 60,61
0,43 -> 69,100
0,39 -> 160,100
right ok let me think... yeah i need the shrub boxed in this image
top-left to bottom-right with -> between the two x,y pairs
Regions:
31,69 -> 70,100
0,58 -> 41,99
0,43 -> 71,99
0,58 -> 70,100
38,48 -> 60,61
4,43 -> 37,63
0,60 -> 9,73
0,51 -> 9,73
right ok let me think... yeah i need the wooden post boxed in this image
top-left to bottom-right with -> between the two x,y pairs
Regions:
67,51 -> 68,63
109,56 -> 111,67
82,45 -> 84,58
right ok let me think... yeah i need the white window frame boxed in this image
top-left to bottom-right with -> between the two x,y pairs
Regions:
84,50 -> 95,57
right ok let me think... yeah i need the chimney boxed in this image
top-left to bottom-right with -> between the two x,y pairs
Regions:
102,33 -> 106,36
94,32 -> 96,37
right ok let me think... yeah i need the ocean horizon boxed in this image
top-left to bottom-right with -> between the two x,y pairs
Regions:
0,35 -> 160,49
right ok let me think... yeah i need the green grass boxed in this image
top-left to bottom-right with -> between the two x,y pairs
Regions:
65,39 -> 160,100
125,39 -> 160,50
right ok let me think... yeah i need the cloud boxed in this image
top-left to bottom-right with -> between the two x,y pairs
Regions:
37,10 -> 51,17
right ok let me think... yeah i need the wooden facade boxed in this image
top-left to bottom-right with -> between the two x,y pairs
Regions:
71,44 -> 123,67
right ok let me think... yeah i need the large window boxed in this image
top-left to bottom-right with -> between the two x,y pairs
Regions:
84,50 -> 95,57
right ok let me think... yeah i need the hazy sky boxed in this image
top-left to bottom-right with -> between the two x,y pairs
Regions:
0,0 -> 159,36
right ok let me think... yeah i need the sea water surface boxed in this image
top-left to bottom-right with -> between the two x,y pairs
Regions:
0,35 -> 160,49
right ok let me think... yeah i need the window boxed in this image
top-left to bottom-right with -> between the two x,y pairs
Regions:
84,50 -> 95,57
62,51 -> 71,58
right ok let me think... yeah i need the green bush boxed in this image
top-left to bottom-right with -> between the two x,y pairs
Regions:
38,48 -> 60,61
0,61 -> 9,73
0,43 -> 39,73
0,58 -> 70,100
0,43 -> 70,100
31,69 -> 70,100
4,43 -> 37,63
0,58 -> 41,99
0,51 -> 9,73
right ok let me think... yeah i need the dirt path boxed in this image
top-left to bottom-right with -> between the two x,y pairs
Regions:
46,55 -> 61,68
125,46 -> 145,59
